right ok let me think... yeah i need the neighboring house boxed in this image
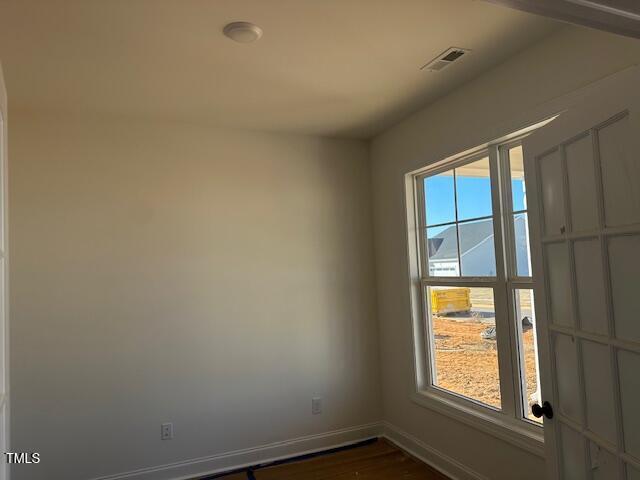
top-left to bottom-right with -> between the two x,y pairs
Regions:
428,214 -> 530,276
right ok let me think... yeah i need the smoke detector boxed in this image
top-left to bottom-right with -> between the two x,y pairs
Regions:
223,22 -> 263,43
421,47 -> 470,72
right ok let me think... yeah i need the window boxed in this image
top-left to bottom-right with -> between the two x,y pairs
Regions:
412,138 -> 542,433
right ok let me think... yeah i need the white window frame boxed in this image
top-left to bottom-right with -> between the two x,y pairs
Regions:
404,121 -> 554,456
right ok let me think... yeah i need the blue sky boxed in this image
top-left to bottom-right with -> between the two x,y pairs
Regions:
424,173 -> 525,226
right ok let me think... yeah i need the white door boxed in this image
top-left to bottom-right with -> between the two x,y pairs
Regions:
524,67 -> 640,480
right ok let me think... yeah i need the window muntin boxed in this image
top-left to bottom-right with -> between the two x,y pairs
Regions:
415,140 -> 540,429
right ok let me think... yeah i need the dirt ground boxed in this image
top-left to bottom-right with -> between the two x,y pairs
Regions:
431,289 -> 539,421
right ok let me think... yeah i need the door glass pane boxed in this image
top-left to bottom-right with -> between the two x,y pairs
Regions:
424,171 -> 455,226
554,333 -> 581,422
539,149 -> 565,236
565,134 -> 599,232
513,213 -> 531,277
426,225 -> 459,277
546,242 -> 573,327
618,349 -> 640,460
428,286 -> 501,409
598,115 -> 640,227
582,340 -> 617,444
515,289 -> 541,424
590,442 -> 618,480
458,219 -> 496,276
627,464 -> 640,480
509,145 -> 527,212
573,239 -> 608,335
455,157 -> 492,221
609,234 -> 640,343
560,424 -> 587,480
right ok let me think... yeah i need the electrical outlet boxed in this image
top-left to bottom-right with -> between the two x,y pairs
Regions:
161,422 -> 173,440
312,397 -> 322,415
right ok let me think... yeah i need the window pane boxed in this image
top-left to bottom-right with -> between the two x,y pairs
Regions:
458,219 -> 496,276
429,286 -> 501,409
426,225 -> 459,277
455,157 -> 492,221
509,145 -> 527,212
515,288 -> 542,424
424,171 -> 455,226
514,213 -> 532,277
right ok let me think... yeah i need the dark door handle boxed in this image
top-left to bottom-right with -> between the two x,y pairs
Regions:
531,401 -> 554,419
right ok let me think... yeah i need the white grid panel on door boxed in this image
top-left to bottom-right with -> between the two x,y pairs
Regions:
536,110 -> 640,480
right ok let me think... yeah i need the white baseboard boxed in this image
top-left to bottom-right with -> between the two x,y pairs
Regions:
380,422 -> 489,480
89,422 -> 382,480
90,420 -> 488,480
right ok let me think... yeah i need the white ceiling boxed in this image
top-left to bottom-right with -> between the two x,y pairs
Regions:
0,0 -> 560,138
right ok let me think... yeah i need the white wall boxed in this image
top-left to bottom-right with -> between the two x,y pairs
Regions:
370,26 -> 640,480
9,113 -> 381,480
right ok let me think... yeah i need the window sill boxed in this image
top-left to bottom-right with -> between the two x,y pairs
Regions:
411,389 -> 545,457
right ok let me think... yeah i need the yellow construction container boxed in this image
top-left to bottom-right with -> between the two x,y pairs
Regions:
430,287 -> 471,315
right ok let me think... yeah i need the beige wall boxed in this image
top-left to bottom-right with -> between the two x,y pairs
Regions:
370,26 -> 640,480
9,113 -> 381,480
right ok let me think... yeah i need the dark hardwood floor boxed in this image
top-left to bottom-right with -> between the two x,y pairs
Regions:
213,438 -> 450,480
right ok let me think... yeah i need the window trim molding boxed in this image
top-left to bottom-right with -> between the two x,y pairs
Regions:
403,118 -> 557,455
410,390 -> 545,457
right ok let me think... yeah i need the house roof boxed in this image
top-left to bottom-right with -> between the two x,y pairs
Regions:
428,214 -> 526,261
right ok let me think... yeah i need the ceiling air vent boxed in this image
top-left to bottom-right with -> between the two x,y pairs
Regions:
421,47 -> 470,72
